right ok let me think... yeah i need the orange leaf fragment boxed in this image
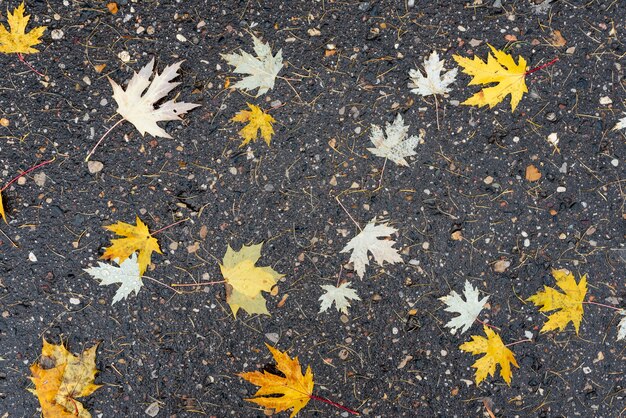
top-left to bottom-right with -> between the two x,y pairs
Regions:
107,2 -> 118,14
525,164 -> 542,182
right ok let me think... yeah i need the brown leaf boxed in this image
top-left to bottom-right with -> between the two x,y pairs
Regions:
550,30 -> 566,47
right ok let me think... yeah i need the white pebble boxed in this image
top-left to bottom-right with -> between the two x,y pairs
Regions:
28,252 -> 37,262
118,51 -> 130,62
51,29 -> 64,40
611,159 -> 619,167
556,186 -> 566,193
392,327 -> 398,335
69,298 -> 80,305
176,34 -> 187,42
523,238 -> 530,247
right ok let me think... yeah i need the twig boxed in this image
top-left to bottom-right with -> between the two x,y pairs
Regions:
171,280 -> 226,287
525,57 -> 559,76
151,218 -> 189,235
142,275 -> 181,294
309,394 -> 360,415
1,157 -> 56,192
85,118 -> 125,162
475,318 -> 501,331
434,94 -> 440,131
0,228 -> 18,247
505,338 -> 532,347
335,196 -> 361,231
582,300 -> 623,311
17,53 -> 44,77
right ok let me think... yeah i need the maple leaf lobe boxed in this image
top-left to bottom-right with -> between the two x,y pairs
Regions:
0,2 -> 46,54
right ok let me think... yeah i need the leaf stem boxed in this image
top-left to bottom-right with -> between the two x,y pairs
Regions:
335,196 -> 362,232
151,218 -> 189,235
1,157 -> 55,192
171,280 -> 226,287
309,394 -> 360,416
85,118 -> 125,162
17,53 -> 44,77
475,318 -> 501,331
525,57 -> 559,76
582,300 -> 623,311
142,275 -> 181,294
505,338 -> 532,347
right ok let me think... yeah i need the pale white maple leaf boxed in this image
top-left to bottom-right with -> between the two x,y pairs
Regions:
108,58 -> 199,138
319,282 -> 361,314
221,34 -> 283,96
613,113 -> 626,131
409,51 -> 457,97
341,218 -> 403,279
617,310 -> 626,341
367,114 -> 422,167
439,280 -> 489,335
84,252 -> 142,305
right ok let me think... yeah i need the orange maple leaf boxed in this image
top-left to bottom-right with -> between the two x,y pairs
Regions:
101,216 -> 162,275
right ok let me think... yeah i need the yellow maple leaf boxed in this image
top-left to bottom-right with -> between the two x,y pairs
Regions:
239,344 -> 314,418
453,44 -> 528,112
0,191 -> 6,223
232,103 -> 276,146
101,216 -> 162,275
526,268 -> 587,334
460,326 -> 519,385
220,242 -> 282,317
29,338 -> 101,418
0,2 -> 46,54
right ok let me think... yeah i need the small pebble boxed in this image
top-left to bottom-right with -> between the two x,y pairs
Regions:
69,298 -> 80,305
145,402 -> 159,417
28,252 -> 37,262
556,186 -> 566,193
33,172 -> 46,187
17,176 -> 27,185
51,29 -> 64,40
611,159 -> 619,167
599,96 -> 612,105
176,34 -> 187,42
265,333 -> 279,344
484,176 -> 494,185
88,161 -> 104,174
118,51 -> 131,62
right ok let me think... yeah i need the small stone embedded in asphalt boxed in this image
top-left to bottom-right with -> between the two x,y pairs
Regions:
88,161 -> 104,174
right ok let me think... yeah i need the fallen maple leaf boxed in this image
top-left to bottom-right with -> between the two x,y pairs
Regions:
29,339 -> 101,418
84,252 -> 142,304
101,216 -> 162,276
108,58 -> 199,138
239,344 -> 314,417
319,282 -> 361,314
0,2 -> 46,54
460,326 -> 519,385
409,51 -> 457,97
527,268 -> 587,334
439,280 -> 489,334
341,218 -> 402,279
221,34 -> 283,96
232,103 -> 276,146
453,44 -> 528,111
367,114 -> 423,167
220,242 -> 283,317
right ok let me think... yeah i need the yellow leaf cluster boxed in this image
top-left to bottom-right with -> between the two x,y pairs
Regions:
232,103 -> 275,146
460,326 -> 519,385
220,242 -> 282,317
453,44 -> 527,112
527,268 -> 587,334
29,339 -> 101,418
0,2 -> 46,54
239,344 -> 314,418
101,216 -> 162,275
